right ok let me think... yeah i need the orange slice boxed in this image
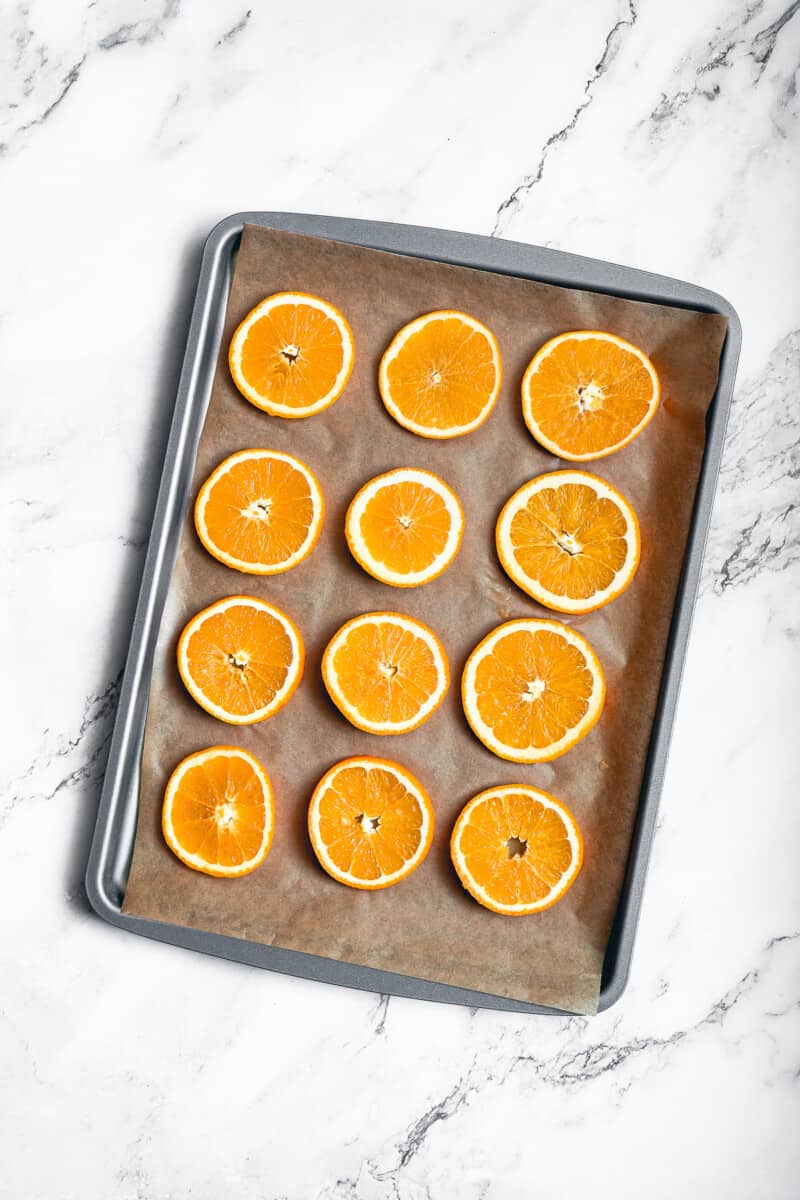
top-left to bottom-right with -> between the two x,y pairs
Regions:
496,470 -> 640,614
162,746 -> 275,878
308,756 -> 434,889
379,310 -> 502,439
522,330 -> 660,460
177,596 -> 304,725
462,619 -> 605,763
345,467 -> 465,587
195,449 -> 324,575
322,612 -> 449,735
229,291 -> 354,418
450,785 -> 582,915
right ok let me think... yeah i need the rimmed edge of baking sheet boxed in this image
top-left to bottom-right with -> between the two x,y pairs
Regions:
85,213 -> 741,1015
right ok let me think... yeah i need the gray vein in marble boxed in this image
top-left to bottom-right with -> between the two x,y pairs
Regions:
43,728 -> 113,805
1,672 -> 121,828
391,1071 -> 475,1171
215,8 -> 252,48
752,0 -> 800,74
1,0 -> 182,156
714,504 -> 798,593
116,531 -> 148,550
702,329 -> 800,595
0,54 -> 86,157
98,0 -> 181,51
492,0 -> 637,237
371,994 -> 390,1037
644,0 -> 800,139
8,527 -> 147,559
322,932 -> 798,1196
8,496 -> 55,533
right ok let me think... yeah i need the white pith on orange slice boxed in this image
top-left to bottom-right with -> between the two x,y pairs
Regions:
229,291 -> 354,418
345,467 -> 465,587
177,595 -> 304,725
379,309 -> 502,439
496,470 -> 641,614
195,449 -> 325,575
308,756 -> 434,890
322,612 -> 449,735
461,618 -> 605,763
162,745 -> 275,878
450,785 -> 583,915
522,330 -> 660,460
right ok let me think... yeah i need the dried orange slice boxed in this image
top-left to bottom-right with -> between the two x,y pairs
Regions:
522,330 -> 660,460
322,612 -> 449,735
308,756 -> 433,889
345,467 -> 464,587
195,449 -> 324,575
496,470 -> 640,614
462,619 -> 605,763
450,785 -> 582,915
177,596 -> 304,725
379,310 -> 502,439
162,746 -> 275,878
229,291 -> 354,418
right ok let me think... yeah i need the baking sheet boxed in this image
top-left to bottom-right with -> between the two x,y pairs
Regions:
121,224 -> 728,1014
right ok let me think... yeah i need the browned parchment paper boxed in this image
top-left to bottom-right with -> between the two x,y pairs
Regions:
122,224 -> 728,1014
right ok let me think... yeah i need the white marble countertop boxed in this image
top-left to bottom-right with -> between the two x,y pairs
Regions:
2,0 -> 798,1196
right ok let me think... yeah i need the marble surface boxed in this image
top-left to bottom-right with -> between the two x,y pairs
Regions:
2,0 -> 798,1196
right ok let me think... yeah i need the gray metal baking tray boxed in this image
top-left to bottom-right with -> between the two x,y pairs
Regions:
85,213 -> 741,1015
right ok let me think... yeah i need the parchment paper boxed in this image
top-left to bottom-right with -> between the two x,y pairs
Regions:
122,224 -> 728,1014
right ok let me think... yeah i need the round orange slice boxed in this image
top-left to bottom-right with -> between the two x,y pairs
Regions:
308,756 -> 434,889
450,785 -> 583,915
496,470 -> 640,614
379,309 -> 502,439
345,467 -> 465,587
195,449 -> 325,575
522,330 -> 660,460
322,612 -> 449,735
177,596 -> 304,725
229,291 -> 355,418
461,619 -> 605,763
162,746 -> 275,878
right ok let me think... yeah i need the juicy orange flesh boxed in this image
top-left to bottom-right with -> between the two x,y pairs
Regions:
385,318 -> 497,430
458,792 -> 574,906
474,630 -> 593,750
332,622 -> 440,724
316,765 -> 424,881
509,483 -> 629,599
202,456 -> 316,566
528,338 -> 654,455
170,755 -> 267,867
239,303 -> 346,409
359,481 -> 452,573
185,606 -> 294,717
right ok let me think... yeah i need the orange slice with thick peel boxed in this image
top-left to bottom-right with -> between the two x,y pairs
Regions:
496,470 -> 640,614
522,330 -> 660,460
450,785 -> 583,915
308,756 -> 433,889
195,449 -> 324,575
322,612 -> 449,735
229,291 -> 354,418
162,746 -> 275,878
177,596 -> 304,725
462,619 -> 605,763
379,309 -> 502,439
345,467 -> 464,587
